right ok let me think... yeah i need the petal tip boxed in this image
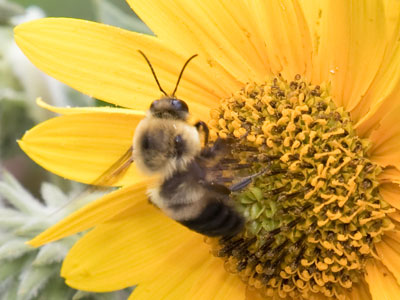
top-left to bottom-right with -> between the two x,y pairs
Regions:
26,237 -> 42,248
17,139 -> 27,151
13,18 -> 39,39
35,97 -> 57,112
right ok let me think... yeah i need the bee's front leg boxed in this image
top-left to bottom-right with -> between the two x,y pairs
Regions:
200,137 -> 234,159
194,121 -> 209,146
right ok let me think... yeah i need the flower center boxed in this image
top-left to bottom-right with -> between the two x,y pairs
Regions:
206,75 -> 394,300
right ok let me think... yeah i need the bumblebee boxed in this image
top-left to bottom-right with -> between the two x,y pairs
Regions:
91,51 -> 264,236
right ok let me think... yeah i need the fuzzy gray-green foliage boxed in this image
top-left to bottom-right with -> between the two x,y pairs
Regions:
0,171 -> 132,300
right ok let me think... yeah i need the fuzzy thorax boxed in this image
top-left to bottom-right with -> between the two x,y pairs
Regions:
133,116 -> 201,179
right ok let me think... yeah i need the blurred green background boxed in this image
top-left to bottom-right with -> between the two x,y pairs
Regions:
11,0 -> 152,33
0,0 -> 150,197
14,0 -> 120,20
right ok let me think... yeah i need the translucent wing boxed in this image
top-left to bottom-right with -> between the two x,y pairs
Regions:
48,146 -> 134,218
89,146 -> 134,188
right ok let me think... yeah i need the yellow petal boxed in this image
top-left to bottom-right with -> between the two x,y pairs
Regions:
245,287 -> 279,300
379,183 -> 400,210
14,18 -> 220,119
365,259 -> 400,300
131,255 -> 245,300
245,288 -> 265,300
354,13 -> 400,137
61,200 -> 206,291
384,229 -> 400,243
247,0 -> 313,80
389,210 -> 400,223
19,111 -> 141,185
185,257 -> 246,300
308,294 -> 330,300
28,180 -> 150,247
314,0 -> 386,112
246,286 -> 329,300
376,231 -> 400,285
129,0 -> 280,83
378,167 -> 400,184
36,97 -> 145,116
385,0 -> 400,39
368,106 -> 400,169
343,281 -> 372,300
297,1 -> 324,83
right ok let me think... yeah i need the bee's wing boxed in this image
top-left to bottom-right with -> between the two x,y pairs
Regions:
49,146 -> 134,218
199,138 -> 265,193
89,146 -> 134,188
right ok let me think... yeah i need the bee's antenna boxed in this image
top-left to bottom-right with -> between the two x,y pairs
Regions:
172,54 -> 198,97
138,50 -> 169,97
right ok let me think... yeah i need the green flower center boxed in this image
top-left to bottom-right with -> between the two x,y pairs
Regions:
206,75 -> 395,300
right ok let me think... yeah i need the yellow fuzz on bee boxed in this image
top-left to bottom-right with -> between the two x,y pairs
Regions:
206,75 -> 394,300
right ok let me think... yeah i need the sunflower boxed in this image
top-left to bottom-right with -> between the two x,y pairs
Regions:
14,0 -> 400,299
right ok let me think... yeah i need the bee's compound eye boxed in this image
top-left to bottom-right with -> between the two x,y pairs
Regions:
171,99 -> 189,113
174,135 -> 185,157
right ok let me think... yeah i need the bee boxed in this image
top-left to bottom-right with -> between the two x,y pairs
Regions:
90,51 -> 265,237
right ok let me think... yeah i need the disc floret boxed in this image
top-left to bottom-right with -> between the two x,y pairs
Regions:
207,76 -> 395,299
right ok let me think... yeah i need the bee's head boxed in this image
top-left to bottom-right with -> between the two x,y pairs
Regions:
149,97 -> 189,120
133,118 -> 200,177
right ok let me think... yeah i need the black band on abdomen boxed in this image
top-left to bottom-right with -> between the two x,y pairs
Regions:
180,202 -> 243,237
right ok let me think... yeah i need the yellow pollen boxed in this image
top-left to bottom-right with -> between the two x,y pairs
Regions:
206,77 -> 393,300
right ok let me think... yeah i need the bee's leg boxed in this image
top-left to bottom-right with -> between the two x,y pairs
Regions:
194,121 -> 209,146
200,137 -> 234,159
198,179 -> 231,195
230,168 -> 268,192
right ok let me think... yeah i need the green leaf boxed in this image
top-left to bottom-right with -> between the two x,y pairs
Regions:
249,187 -> 263,201
0,255 -> 27,282
0,172 -> 43,214
33,244 -> 68,266
40,182 -> 68,208
0,216 -> 28,231
1,278 -> 18,300
18,264 -> 58,300
15,220 -> 53,238
247,221 -> 262,235
0,170 -> 128,299
35,276 -> 75,300
0,231 -> 14,245
238,194 -> 254,204
250,203 -> 264,219
0,239 -> 32,260
0,208 -> 27,229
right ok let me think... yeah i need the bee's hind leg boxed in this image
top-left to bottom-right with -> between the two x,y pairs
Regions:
229,168 -> 268,192
198,180 -> 231,195
199,168 -> 268,194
